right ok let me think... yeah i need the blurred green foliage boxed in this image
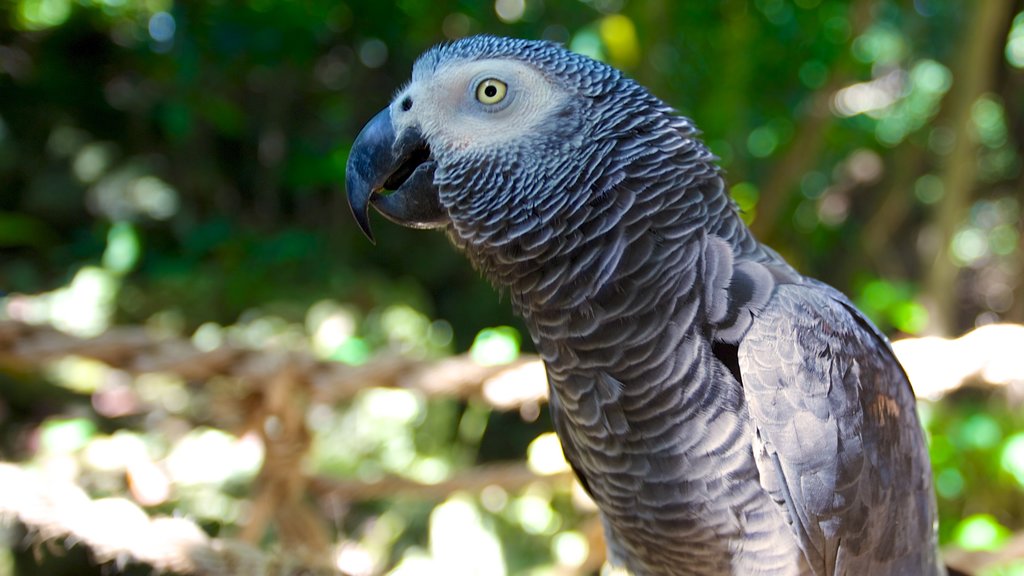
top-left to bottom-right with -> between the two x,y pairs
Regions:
2,0 -> 1022,337
2,0 -> 1024,574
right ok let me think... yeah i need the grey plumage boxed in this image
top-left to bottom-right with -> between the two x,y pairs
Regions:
346,35 -> 944,575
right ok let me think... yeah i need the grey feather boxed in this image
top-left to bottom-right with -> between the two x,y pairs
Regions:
346,35 -> 946,576
740,279 -> 943,574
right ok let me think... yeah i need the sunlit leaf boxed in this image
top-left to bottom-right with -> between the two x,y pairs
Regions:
599,14 -> 640,69
891,300 -> 928,334
40,417 -> 97,455
1006,12 -> 1024,68
935,467 -> 965,499
569,28 -> 604,61
511,493 -> 561,535
730,182 -> 760,214
959,413 -> 1002,450
333,337 -> 371,364
953,514 -> 1010,551
747,125 -> 779,158
429,495 -> 506,576
470,326 -> 521,366
1000,433 -> 1024,487
15,0 -> 71,30
552,530 -> 589,569
527,432 -> 569,476
103,221 -> 141,275
49,266 -> 120,336
165,428 -> 263,486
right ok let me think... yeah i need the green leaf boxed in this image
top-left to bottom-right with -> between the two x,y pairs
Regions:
40,417 -> 97,455
953,514 -> 1010,551
470,326 -> 521,366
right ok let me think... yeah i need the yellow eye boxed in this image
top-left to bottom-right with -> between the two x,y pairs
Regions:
475,78 -> 507,105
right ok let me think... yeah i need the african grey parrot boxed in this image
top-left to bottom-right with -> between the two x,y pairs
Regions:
345,36 -> 945,575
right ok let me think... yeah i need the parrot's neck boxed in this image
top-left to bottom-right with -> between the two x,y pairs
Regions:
444,103 -> 774,319
449,155 -> 801,571
463,173 -> 764,319
445,120 -> 781,349
477,171 -> 794,572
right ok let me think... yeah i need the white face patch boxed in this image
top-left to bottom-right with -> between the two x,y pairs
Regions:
392,59 -> 569,154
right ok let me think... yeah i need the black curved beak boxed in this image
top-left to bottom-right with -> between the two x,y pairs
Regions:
345,107 -> 446,243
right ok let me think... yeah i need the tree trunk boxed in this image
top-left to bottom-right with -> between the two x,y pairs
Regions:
924,0 -> 1017,335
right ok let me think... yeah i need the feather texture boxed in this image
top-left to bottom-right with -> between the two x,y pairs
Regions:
354,35 -> 946,576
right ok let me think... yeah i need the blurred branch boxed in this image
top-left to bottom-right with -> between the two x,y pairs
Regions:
1006,66 -> 1024,326
892,323 -> 1024,400
4,318 -> 1024,411
1014,206 -> 1024,323
750,0 -> 876,242
240,365 -> 330,554
0,318 -> 545,560
0,320 -> 544,409
3,317 -> 1024,574
946,532 -> 1024,575
310,462 -> 573,502
862,142 -> 926,275
924,0 -> 1018,335
0,463 -> 338,576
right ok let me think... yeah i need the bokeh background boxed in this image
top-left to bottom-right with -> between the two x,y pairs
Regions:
1,0 -> 1024,574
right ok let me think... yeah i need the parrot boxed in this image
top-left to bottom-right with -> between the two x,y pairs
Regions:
345,35 -> 947,576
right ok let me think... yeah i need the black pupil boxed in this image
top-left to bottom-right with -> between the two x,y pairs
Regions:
484,84 -> 497,98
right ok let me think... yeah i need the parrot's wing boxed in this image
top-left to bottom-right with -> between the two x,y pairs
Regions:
735,280 -> 938,575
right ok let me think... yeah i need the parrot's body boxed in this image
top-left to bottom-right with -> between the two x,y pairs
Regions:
346,36 -> 945,575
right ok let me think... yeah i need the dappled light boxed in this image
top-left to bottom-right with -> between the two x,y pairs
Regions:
894,324 -> 1024,400
1,0 -> 1024,574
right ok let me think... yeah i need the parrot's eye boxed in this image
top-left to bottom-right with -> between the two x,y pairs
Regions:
475,78 -> 508,105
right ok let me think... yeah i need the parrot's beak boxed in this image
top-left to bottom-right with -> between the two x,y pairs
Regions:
345,107 -> 446,243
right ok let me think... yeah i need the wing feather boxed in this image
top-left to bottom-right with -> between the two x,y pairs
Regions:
737,280 -> 941,575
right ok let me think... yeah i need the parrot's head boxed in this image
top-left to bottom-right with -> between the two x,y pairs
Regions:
346,35 -> 717,286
